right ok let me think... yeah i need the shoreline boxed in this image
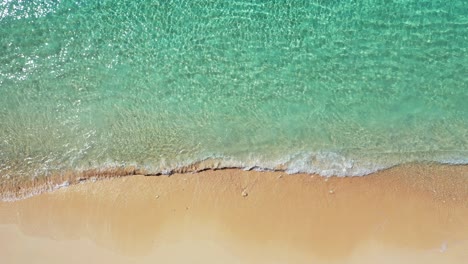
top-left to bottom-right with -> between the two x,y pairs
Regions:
1,165 -> 468,263
2,162 -> 468,201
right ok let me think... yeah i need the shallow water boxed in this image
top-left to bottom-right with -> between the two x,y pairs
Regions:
1,0 -> 467,180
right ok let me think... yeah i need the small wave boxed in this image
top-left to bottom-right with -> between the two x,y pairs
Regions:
2,151 -> 467,201
111,151 -> 388,177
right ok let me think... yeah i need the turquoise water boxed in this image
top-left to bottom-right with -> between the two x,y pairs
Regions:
1,0 -> 467,181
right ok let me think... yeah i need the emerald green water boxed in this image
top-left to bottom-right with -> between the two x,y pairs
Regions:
1,0 -> 467,181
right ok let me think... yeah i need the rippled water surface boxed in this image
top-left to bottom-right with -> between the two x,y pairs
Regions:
1,0 -> 467,180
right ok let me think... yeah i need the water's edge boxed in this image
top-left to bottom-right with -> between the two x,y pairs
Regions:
2,159 -> 467,202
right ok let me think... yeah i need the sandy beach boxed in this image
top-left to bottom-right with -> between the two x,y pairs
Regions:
1,164 -> 467,264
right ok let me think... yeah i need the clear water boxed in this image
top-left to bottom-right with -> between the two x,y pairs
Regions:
1,0 -> 467,180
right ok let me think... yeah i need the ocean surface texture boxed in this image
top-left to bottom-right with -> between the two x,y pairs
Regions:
1,0 -> 467,181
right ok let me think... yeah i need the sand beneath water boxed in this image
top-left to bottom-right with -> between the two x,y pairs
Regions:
1,165 -> 467,264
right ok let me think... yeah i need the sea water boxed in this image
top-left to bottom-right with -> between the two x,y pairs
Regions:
1,0 -> 467,181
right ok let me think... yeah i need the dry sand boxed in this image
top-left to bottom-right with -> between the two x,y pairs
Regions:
1,164 -> 467,264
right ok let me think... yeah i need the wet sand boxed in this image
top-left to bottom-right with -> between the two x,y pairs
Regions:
1,165 -> 468,264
